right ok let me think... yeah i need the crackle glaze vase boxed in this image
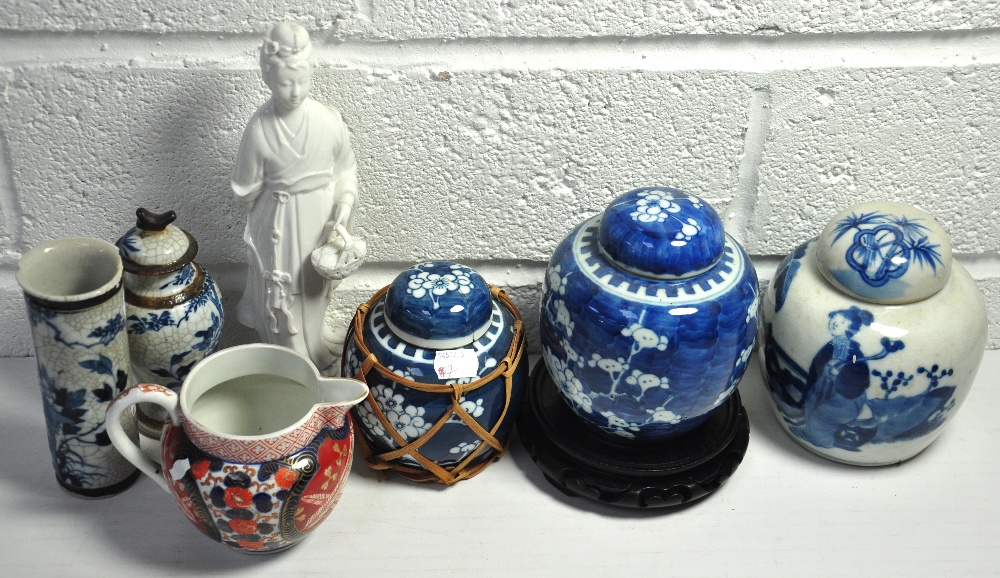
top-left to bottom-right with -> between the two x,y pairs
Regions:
17,237 -> 139,497
540,187 -> 760,442
343,261 -> 527,482
760,201 -> 987,465
107,344 -> 368,553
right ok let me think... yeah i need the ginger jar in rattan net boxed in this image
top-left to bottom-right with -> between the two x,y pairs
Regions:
343,261 -> 528,484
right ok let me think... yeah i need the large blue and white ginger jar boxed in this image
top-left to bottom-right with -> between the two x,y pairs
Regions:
117,209 -> 224,436
760,201 -> 986,465
540,187 -> 760,442
343,261 -> 527,481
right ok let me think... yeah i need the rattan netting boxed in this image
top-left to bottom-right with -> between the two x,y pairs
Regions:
345,285 -> 525,484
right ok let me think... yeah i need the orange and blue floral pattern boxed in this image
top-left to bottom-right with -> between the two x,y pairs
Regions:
161,417 -> 353,552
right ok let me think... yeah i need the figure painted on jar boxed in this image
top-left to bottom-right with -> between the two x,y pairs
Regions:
231,21 -> 359,375
793,306 -> 906,449
792,306 -> 874,448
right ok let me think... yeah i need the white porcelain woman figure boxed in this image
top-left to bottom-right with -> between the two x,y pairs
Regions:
232,21 -> 359,375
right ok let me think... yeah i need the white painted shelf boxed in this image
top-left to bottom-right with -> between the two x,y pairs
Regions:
1,353 -> 997,577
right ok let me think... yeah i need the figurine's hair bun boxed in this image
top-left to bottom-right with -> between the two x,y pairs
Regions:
260,21 -> 314,75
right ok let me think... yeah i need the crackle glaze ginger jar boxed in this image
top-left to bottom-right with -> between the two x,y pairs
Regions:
760,201 -> 987,465
117,208 -> 223,390
117,208 -> 224,440
540,186 -> 760,442
107,344 -> 368,553
343,261 -> 527,483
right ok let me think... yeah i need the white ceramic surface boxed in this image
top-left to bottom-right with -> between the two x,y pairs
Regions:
815,201 -> 953,305
18,238 -> 123,303
760,201 -> 986,465
231,21 -> 360,376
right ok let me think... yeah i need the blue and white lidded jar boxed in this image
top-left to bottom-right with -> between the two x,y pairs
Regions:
343,261 -> 527,484
760,201 -> 986,465
117,209 -> 224,438
540,187 -> 760,442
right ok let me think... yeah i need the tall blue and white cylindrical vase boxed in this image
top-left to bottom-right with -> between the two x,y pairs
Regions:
17,238 -> 140,497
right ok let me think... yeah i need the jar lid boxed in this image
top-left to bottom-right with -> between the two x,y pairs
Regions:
383,261 -> 493,349
816,201 -> 952,304
597,187 -> 725,279
116,208 -> 198,276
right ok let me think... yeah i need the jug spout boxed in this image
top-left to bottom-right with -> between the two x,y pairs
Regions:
315,376 -> 369,429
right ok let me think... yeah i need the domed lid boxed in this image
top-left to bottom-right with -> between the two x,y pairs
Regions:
383,261 -> 493,349
116,208 -> 198,276
816,201 -> 952,304
598,187 -> 725,279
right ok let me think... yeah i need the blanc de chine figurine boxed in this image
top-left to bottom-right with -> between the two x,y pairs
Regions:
232,21 -> 365,375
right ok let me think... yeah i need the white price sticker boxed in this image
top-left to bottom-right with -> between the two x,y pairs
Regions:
434,348 -> 479,380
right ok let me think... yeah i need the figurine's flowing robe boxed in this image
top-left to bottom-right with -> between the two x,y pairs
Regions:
231,98 -> 357,371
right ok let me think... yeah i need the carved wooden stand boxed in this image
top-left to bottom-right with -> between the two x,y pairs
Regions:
517,360 -> 749,509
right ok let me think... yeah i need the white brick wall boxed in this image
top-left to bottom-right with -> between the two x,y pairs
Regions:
2,2 -> 1000,358
2,1 -> 997,35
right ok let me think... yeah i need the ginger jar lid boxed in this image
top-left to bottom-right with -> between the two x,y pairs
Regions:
598,187 -> 725,279
816,201 -> 952,304
383,261 -> 493,349
116,208 -> 198,276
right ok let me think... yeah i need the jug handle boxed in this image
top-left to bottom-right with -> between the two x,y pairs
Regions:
106,384 -> 180,493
